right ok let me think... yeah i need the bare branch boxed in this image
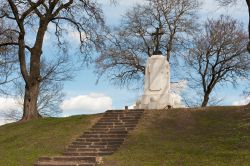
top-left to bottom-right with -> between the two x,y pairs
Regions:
0,42 -> 31,51
185,15 -> 249,107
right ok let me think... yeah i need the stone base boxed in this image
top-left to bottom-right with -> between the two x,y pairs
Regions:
134,93 -> 173,109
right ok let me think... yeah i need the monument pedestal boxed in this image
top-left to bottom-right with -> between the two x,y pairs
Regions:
135,54 -> 173,109
137,93 -> 173,109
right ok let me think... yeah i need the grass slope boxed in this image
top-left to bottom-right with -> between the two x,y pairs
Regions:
103,106 -> 250,166
0,114 -> 100,166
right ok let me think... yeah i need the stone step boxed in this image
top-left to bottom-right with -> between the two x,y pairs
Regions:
83,131 -> 128,135
73,138 -> 124,143
102,114 -> 142,117
64,151 -> 113,156
92,124 -> 136,129
37,156 -> 96,163
106,110 -> 144,113
90,127 -> 135,131
68,145 -> 90,149
94,122 -> 138,126
71,143 -> 122,147
90,127 -> 134,132
104,112 -> 143,115
100,120 -> 137,123
69,142 -> 94,146
69,141 -> 123,147
71,142 -> 123,147
66,147 -> 117,152
95,121 -> 138,125
70,141 -> 124,146
89,145 -> 120,149
95,122 -> 124,125
100,116 -> 141,120
100,115 -> 142,118
92,125 -> 136,129
90,141 -> 123,146
103,111 -> 143,115
79,134 -> 127,138
68,144 -> 120,149
97,119 -> 139,123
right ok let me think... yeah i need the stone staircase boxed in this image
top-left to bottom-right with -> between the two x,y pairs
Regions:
34,109 -> 144,166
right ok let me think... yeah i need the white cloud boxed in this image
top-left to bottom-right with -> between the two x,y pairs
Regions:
0,97 -> 20,126
0,97 -> 19,112
233,96 -> 250,106
0,118 -> 14,126
117,0 -> 144,6
128,103 -> 136,109
199,0 -> 248,24
170,80 -> 188,108
171,80 -> 188,94
60,93 -> 112,116
68,31 -> 87,43
100,0 -> 144,6
0,118 -> 6,126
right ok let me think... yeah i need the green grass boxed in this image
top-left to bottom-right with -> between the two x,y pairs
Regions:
0,114 -> 100,166
103,106 -> 250,166
1,106 -> 250,166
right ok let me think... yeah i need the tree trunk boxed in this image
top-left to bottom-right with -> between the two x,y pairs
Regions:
20,81 -> 41,121
201,92 -> 210,107
20,47 -> 42,121
19,19 -> 47,121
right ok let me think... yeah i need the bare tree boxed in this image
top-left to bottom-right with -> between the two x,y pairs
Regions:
10,80 -> 64,120
0,19 -> 19,94
0,0 -> 107,121
217,0 -> 250,52
96,0 -> 200,87
185,15 -> 249,107
2,56 -> 70,122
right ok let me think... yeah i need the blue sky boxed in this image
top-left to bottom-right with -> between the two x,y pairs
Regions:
0,0 -> 249,125
61,0 -> 248,110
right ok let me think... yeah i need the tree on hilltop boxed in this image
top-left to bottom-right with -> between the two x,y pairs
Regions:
0,0 -> 108,121
185,16 -> 249,107
217,0 -> 250,105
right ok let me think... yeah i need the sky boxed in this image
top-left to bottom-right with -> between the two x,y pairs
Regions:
0,0 -> 249,125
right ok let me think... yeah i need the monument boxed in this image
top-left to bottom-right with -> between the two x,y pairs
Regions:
135,27 -> 174,109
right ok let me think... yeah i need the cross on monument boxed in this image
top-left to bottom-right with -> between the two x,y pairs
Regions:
135,25 -> 174,109
152,26 -> 164,55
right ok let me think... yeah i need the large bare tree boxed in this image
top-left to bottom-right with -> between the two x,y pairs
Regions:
0,0 -> 106,121
217,0 -> 250,52
185,15 -> 249,107
96,0 -> 200,87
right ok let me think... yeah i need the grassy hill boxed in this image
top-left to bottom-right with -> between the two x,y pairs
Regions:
0,106 -> 250,166
103,106 -> 250,166
0,114 -> 100,166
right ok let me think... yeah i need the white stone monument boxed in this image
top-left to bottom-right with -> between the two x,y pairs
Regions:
134,53 -> 173,109
134,27 -> 174,109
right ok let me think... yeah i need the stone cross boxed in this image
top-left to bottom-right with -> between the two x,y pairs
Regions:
152,27 -> 164,55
